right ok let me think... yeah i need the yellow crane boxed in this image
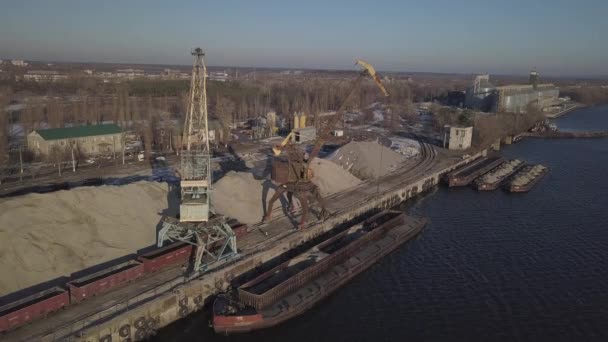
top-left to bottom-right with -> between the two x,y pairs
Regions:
265,59 -> 389,228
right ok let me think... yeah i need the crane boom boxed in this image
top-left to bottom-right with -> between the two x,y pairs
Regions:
306,60 -> 389,168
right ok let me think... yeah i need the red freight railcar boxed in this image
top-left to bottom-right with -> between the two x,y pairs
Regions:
137,242 -> 193,273
67,260 -> 144,303
0,287 -> 69,333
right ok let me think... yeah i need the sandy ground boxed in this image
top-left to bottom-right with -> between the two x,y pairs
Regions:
0,157 -> 362,295
212,171 -> 276,225
0,181 -> 172,295
212,158 -> 362,224
308,158 -> 362,196
329,140 -> 405,179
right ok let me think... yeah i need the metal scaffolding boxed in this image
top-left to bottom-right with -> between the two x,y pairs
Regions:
180,47 -> 211,223
157,48 -> 237,272
158,217 -> 237,272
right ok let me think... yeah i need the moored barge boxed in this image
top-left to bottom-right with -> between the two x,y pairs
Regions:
475,159 -> 525,191
212,211 -> 426,334
445,155 -> 504,187
507,164 -> 549,193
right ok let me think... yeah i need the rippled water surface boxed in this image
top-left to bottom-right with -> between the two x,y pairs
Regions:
153,105 -> 608,342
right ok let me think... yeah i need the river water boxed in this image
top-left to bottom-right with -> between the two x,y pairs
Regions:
153,105 -> 608,342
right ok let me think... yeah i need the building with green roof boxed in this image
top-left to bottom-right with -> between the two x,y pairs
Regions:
27,124 -> 123,156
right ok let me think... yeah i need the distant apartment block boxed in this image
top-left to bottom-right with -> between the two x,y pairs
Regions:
115,69 -> 145,80
23,70 -> 68,82
11,59 -> 28,67
28,124 -> 123,157
209,71 -> 228,82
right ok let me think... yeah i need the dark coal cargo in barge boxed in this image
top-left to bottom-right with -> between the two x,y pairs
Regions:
212,211 -> 427,334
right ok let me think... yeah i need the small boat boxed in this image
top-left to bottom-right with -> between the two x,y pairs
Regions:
507,164 -> 549,193
212,211 -> 426,334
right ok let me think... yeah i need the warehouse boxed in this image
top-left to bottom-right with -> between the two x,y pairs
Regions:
465,72 -> 560,113
27,124 -> 123,157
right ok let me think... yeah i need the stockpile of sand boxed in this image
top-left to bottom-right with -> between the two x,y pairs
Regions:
213,172 -> 275,225
0,181 -> 172,295
329,140 -> 405,179
309,158 -> 362,196
212,162 -> 362,223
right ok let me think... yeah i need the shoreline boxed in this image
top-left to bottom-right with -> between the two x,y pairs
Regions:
544,103 -> 583,119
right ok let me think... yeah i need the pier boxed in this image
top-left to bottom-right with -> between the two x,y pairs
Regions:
3,146 -> 485,342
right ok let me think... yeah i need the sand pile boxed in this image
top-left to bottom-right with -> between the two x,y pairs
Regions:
309,158 -> 362,196
0,181 -> 173,295
329,140 -> 405,179
213,162 -> 361,223
213,172 -> 275,225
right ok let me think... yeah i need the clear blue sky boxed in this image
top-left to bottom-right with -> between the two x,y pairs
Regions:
1,0 -> 606,76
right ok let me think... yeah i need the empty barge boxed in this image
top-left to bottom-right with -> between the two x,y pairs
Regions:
212,211 -> 426,334
507,164 -> 549,193
474,159 -> 525,191
445,155 -> 504,187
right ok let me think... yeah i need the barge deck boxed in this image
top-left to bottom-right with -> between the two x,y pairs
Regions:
507,164 -> 549,193
446,155 -> 504,187
474,159 -> 525,191
213,212 -> 426,334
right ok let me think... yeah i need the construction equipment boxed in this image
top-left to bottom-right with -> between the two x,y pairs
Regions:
272,131 -> 296,156
180,47 -> 212,223
264,60 -> 389,229
157,48 -> 237,272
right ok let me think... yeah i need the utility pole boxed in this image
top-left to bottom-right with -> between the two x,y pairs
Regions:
19,147 -> 23,181
121,133 -> 125,165
71,144 -> 76,173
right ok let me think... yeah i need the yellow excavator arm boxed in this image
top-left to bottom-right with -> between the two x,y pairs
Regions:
272,131 -> 296,156
355,60 -> 389,97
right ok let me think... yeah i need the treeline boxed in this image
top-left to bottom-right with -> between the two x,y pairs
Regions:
561,87 -> 608,105
429,104 -> 544,148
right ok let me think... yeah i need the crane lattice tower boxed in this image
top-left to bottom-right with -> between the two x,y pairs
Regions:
180,47 -> 212,223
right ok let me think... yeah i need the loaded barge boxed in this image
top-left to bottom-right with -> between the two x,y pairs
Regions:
474,159 -> 525,191
445,155 -> 504,187
213,211 -> 426,334
507,164 -> 549,193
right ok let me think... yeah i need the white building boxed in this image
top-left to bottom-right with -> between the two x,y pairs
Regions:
11,59 -> 28,67
27,124 -> 123,157
23,70 -> 68,82
115,69 -> 145,79
444,125 -> 473,150
209,71 -> 228,82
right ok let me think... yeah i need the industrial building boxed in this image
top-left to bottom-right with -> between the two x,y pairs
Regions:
465,72 -> 560,113
443,125 -> 473,150
10,59 -> 28,67
27,124 -> 123,157
22,70 -> 68,82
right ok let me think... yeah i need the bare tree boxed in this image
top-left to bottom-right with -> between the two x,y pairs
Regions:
0,91 -> 9,179
48,145 -> 68,176
215,95 -> 235,142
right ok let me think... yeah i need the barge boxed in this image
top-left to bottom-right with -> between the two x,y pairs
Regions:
474,159 -> 525,191
212,211 -> 426,334
445,155 -> 504,187
507,164 -> 549,193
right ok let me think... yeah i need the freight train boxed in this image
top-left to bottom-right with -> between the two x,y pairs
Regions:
0,220 -> 242,334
